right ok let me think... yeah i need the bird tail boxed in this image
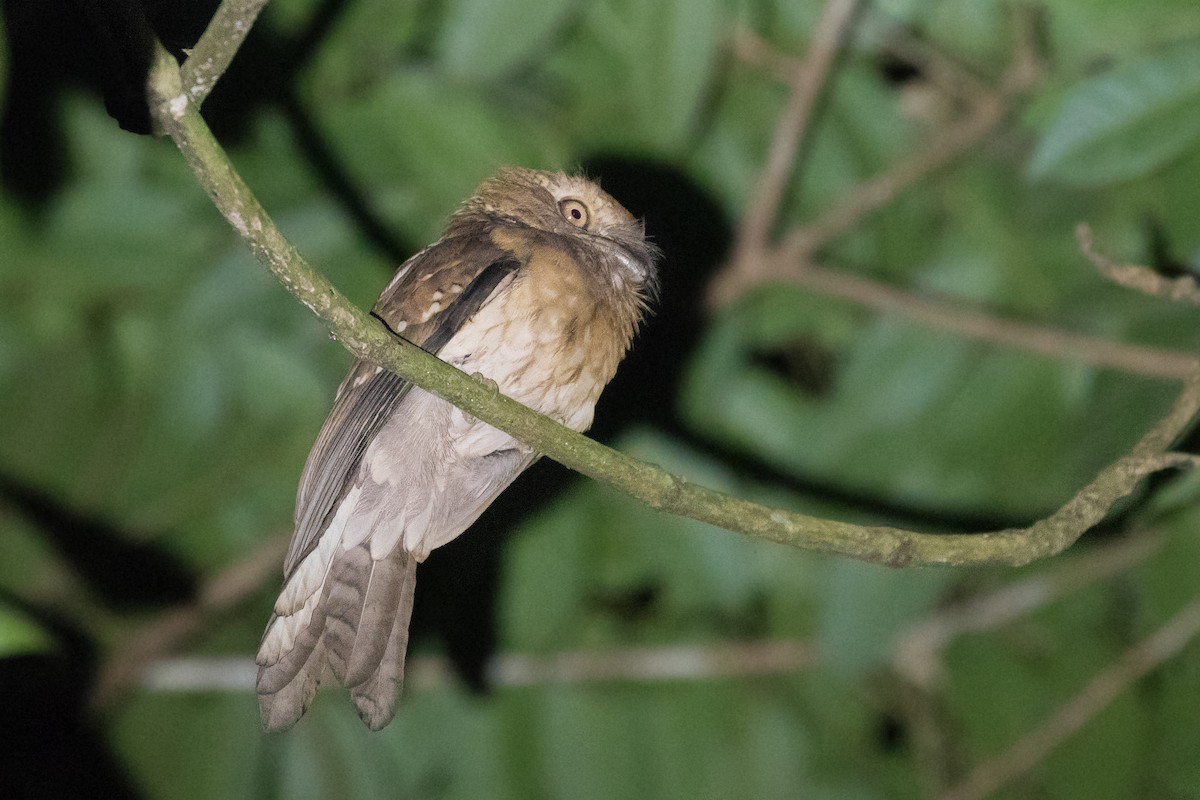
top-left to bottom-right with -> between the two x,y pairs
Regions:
256,546 -> 417,732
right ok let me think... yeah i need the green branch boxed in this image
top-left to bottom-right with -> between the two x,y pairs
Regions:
144,16 -> 1200,568
179,0 -> 270,106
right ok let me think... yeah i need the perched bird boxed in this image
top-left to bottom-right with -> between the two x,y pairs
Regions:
255,168 -> 658,731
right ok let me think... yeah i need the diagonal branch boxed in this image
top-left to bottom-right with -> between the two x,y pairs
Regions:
941,593 -> 1200,800
137,639 -> 821,693
91,533 -> 289,711
783,4 -> 1043,262
145,16 -> 1200,569
179,0 -> 271,105
778,86 -> 1012,262
894,533 -> 1162,691
731,0 -> 863,267
890,531 -> 1164,797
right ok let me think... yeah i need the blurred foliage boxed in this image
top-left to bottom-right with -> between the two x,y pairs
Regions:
4,0 -> 1200,798
1028,38 -> 1200,186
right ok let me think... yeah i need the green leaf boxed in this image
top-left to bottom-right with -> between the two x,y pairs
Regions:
942,572 -> 1149,800
437,0 -> 579,79
0,603 -> 54,658
1029,38 -> 1200,186
545,0 -> 724,153
322,69 -> 569,243
306,0 -> 427,98
817,560 -> 952,674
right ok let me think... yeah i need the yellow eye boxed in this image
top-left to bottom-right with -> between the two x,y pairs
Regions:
558,198 -> 590,229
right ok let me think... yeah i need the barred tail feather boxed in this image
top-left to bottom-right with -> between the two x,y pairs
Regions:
352,554 -> 417,731
344,549 -> 413,686
258,638 -> 328,732
255,540 -> 417,732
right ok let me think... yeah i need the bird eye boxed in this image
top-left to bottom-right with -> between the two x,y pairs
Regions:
558,198 -> 590,229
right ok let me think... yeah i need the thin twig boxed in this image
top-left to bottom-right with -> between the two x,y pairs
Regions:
1078,223 -> 1200,307
732,0 -> 863,267
894,533 -> 1163,690
709,13 -> 1199,383
780,92 -> 1008,261
179,0 -> 271,105
91,533 -> 289,712
891,532 -> 1162,797
489,638 -> 819,685
140,639 -> 821,693
784,11 -> 1042,263
710,8 -> 1042,308
941,593 -> 1200,800
778,262 -> 1199,380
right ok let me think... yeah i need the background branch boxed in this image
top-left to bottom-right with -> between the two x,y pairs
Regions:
893,532 -> 1163,691
712,6 -> 1040,309
1078,223 -> 1200,307
892,530 -> 1171,797
139,639 -> 821,693
711,7 -> 1195,384
776,261 -> 1199,380
731,0 -> 863,267
941,594 -> 1200,800
91,533 -> 288,711
784,5 -> 1043,262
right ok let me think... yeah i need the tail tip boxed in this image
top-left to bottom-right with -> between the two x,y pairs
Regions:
258,692 -> 306,733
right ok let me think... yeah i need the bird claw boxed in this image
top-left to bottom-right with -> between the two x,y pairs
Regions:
471,372 -> 499,393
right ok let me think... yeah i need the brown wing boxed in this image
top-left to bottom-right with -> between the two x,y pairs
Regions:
282,233 -> 522,577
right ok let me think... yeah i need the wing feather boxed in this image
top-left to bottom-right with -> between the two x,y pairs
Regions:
256,232 -> 523,731
282,242 -> 520,576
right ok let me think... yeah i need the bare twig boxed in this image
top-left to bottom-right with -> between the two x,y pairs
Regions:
779,91 -> 1009,262
941,593 -> 1200,800
709,12 -> 1200,383
488,638 -> 819,686
782,10 -> 1042,263
710,8 -> 1042,309
737,17 -> 992,106
179,0 -> 271,105
894,533 -> 1163,690
732,0 -> 864,267
140,639 -> 821,693
778,262 -> 1200,380
1078,223 -> 1200,307
91,533 -> 289,712
891,532 -> 1163,797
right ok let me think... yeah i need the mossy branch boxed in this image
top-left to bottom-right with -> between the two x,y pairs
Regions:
146,16 -> 1200,569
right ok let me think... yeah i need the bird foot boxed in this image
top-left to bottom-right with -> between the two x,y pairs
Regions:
470,372 -> 500,393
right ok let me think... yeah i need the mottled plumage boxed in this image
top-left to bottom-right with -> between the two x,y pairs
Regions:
256,168 -> 658,731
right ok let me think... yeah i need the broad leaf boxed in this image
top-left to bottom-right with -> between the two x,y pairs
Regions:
1029,38 -> 1200,186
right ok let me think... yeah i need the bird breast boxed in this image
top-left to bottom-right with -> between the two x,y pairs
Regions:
438,244 -> 631,434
